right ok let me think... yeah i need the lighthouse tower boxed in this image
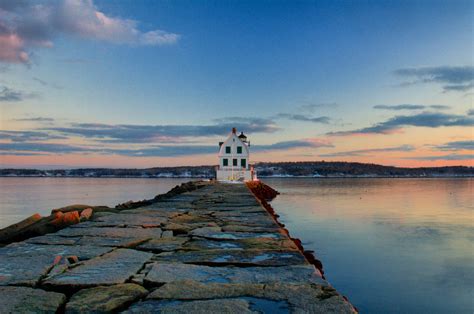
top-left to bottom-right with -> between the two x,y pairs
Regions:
216,128 -> 256,181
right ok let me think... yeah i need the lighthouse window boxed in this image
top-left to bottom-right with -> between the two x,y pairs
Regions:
237,146 -> 242,154
241,159 -> 246,168
223,158 -> 228,166
233,158 -> 238,166
225,146 -> 231,154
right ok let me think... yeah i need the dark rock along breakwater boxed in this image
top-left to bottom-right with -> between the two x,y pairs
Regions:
0,181 -> 356,313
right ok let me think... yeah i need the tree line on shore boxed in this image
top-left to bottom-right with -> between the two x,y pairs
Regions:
1,161 -> 472,177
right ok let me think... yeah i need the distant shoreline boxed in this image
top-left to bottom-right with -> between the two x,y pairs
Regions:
1,161 -> 472,178
1,174 -> 472,179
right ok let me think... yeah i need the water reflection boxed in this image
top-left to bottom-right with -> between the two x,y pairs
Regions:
265,178 -> 473,313
0,177 -> 194,228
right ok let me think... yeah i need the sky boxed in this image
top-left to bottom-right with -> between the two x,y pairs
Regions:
0,0 -> 473,169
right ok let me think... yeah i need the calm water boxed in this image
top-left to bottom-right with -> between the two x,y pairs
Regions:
0,177 -> 472,313
265,178 -> 473,313
0,177 -> 194,229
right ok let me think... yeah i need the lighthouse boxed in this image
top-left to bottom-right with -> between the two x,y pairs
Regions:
216,128 -> 256,181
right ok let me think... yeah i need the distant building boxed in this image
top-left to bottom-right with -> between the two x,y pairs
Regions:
216,128 -> 256,181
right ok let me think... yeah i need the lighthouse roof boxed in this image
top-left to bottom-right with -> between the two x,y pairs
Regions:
218,128 -> 249,156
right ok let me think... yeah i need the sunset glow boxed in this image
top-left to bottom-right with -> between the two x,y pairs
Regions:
0,0 -> 472,169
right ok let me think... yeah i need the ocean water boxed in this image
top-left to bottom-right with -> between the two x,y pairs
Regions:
265,177 -> 473,313
0,177 -> 472,313
0,177 -> 194,229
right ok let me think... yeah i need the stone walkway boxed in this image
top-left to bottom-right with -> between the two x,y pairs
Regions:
0,182 -> 356,313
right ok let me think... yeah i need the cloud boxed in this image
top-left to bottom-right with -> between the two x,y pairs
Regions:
0,142 -> 93,154
105,146 -> 217,157
0,86 -> 23,101
403,154 -> 473,161
0,85 -> 37,102
32,77 -> 63,89
429,105 -> 451,110
12,116 -> 54,122
395,66 -> 474,92
0,29 -> 30,64
32,77 -> 47,86
0,130 -> 66,141
374,104 -> 425,110
319,145 -> 415,157
328,112 -> 474,136
0,0 -> 179,64
254,139 -> 333,152
0,138 -> 329,157
433,140 -> 474,151
46,118 -> 279,143
269,102 -> 337,124
373,104 -> 450,111
0,151 -> 49,156
0,113 -> 329,156
442,82 -> 474,92
54,0 -> 179,45
212,117 -> 279,132
298,102 -> 338,113
0,141 -> 218,157
275,113 -> 330,124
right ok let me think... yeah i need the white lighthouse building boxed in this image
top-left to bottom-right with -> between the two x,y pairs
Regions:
216,128 -> 256,181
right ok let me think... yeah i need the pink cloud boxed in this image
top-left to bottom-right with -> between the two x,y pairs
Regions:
56,0 -> 179,45
0,0 -> 179,64
327,127 -> 404,137
304,138 -> 333,146
0,33 -> 29,63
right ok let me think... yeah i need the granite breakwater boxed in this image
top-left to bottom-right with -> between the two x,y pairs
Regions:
0,180 -> 356,313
